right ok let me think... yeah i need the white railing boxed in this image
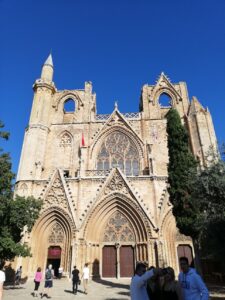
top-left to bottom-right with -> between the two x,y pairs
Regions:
122,112 -> 140,119
95,114 -> 111,121
85,170 -> 110,177
96,112 -> 140,121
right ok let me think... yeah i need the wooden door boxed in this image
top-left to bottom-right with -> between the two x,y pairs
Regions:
177,244 -> 194,269
120,246 -> 134,277
102,246 -> 117,277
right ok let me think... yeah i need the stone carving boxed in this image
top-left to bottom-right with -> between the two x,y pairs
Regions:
60,133 -> 72,147
104,172 -> 130,195
84,192 -> 153,239
103,212 -> 135,242
48,223 -> 64,244
176,231 -> 192,241
107,113 -> 125,127
44,178 -> 69,210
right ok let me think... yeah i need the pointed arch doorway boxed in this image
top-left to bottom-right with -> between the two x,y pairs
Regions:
30,208 -> 75,277
84,194 -> 151,279
102,212 -> 135,278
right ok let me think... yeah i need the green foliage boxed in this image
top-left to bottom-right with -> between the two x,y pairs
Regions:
192,158 -> 225,260
167,109 -> 225,262
0,121 -> 42,262
166,109 -> 199,238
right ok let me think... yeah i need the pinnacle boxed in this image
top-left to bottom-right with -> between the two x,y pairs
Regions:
44,53 -> 53,67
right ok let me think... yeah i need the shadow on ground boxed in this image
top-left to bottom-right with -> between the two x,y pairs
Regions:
64,289 -> 84,294
93,278 -> 130,300
93,278 -> 130,290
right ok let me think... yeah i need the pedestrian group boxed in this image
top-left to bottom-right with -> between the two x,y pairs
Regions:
130,257 -> 209,300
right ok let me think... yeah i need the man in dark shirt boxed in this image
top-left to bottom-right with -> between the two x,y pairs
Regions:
72,266 -> 80,294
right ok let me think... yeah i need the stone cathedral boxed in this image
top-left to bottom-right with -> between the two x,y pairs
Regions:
15,55 -> 217,278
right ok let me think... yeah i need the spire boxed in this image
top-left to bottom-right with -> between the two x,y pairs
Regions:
44,53 -> 53,67
41,53 -> 54,82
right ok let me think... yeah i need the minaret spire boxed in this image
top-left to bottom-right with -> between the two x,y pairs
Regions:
41,53 -> 54,82
44,53 -> 53,67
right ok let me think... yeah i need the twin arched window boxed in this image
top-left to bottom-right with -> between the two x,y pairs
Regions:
97,131 -> 139,176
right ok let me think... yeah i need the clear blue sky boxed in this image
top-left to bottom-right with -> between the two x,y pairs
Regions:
0,0 -> 225,174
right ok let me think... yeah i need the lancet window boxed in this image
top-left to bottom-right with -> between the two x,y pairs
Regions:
60,132 -> 72,147
97,131 -> 139,176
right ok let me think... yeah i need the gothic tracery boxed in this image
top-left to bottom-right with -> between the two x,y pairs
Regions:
97,131 -> 139,175
48,223 -> 64,244
103,212 -> 135,242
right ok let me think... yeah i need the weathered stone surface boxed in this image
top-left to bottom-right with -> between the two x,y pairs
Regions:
14,64 -> 217,278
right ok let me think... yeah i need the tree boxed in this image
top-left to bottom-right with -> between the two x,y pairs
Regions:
166,109 -> 225,272
166,109 -> 205,270
166,109 -> 199,237
192,153 -> 225,263
0,121 -> 42,263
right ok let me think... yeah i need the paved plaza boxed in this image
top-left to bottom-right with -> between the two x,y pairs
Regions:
3,278 -> 130,300
3,277 -> 225,300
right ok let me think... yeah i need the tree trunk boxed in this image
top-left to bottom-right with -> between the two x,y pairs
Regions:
193,238 -> 202,275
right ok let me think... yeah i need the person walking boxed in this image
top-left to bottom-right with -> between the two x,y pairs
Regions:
178,257 -> 209,300
72,266 -> 80,294
15,266 -> 22,285
130,263 -> 162,300
33,267 -> 42,297
161,267 -> 183,300
58,266 -> 63,279
81,263 -> 89,295
41,264 -> 54,299
0,265 -> 5,300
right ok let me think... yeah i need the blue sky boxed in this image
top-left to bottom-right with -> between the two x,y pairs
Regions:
0,0 -> 225,174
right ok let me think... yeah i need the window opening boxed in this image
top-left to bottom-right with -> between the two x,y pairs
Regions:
63,98 -> 75,113
63,170 -> 69,178
158,93 -> 172,107
97,131 -> 140,176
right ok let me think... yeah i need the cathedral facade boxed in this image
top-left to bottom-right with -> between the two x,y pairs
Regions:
15,55 -> 217,278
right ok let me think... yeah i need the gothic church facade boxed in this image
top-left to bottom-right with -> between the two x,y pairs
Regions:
15,55 -> 217,278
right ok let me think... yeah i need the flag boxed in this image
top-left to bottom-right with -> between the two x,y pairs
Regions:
81,132 -> 85,147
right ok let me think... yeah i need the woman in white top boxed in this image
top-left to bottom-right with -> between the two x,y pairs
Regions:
81,263 -> 89,295
0,266 -> 6,300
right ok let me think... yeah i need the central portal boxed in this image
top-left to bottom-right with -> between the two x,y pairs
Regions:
102,245 -> 134,278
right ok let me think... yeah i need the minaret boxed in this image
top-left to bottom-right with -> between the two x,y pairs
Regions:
17,54 -> 56,181
29,53 -> 56,126
41,53 -> 54,82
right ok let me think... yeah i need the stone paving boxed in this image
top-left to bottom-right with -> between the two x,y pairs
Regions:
3,278 -> 225,300
3,278 -> 130,300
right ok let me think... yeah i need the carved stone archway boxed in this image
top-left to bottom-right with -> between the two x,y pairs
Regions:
82,194 -> 152,278
29,207 -> 75,276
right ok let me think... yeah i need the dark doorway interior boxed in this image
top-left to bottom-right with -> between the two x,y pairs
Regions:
47,258 -> 60,277
47,246 -> 61,277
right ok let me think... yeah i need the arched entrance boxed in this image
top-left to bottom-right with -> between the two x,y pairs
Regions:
83,194 -> 151,278
30,207 -> 75,276
102,212 -> 135,277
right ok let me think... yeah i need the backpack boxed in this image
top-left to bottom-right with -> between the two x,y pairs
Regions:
45,269 -> 52,280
